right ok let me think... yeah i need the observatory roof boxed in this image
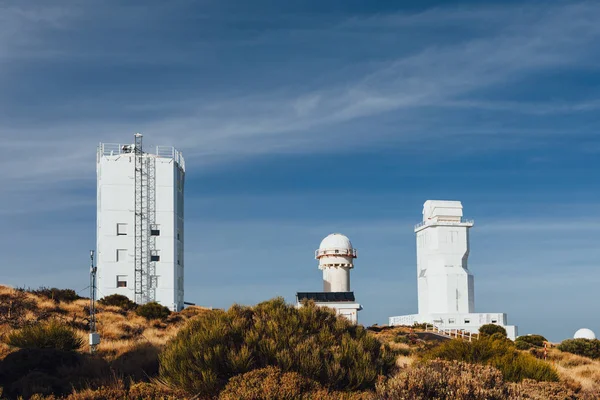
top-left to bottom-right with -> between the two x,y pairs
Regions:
574,328 -> 596,340
422,200 -> 463,221
296,292 -> 356,302
319,233 -> 353,251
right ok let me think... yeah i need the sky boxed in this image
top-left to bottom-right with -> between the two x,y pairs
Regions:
0,0 -> 599,342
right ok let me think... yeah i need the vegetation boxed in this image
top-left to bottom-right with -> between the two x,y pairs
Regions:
5,320 -> 84,351
159,298 -> 395,395
425,336 -> 559,382
27,287 -> 82,303
1,284 -> 598,399
98,293 -> 137,310
377,359 -> 512,399
558,338 -> 600,360
479,323 -> 507,338
515,334 -> 547,350
135,301 -> 171,320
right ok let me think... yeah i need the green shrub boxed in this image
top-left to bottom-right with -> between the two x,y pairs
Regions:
377,359 -> 512,399
29,287 -> 81,303
515,334 -> 547,350
558,338 -> 600,359
160,298 -> 395,396
98,294 -> 138,310
426,337 -> 558,382
5,320 -> 84,351
479,324 -> 507,338
135,302 -> 171,320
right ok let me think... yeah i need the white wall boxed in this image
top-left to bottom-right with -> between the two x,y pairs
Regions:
416,221 -> 474,315
97,147 -> 184,311
322,267 -> 350,292
389,312 -> 518,340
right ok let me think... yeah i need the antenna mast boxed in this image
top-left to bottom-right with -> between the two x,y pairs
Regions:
89,250 -> 100,354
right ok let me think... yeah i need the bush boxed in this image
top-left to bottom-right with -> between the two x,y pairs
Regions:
135,302 -> 171,320
111,342 -> 160,381
0,290 -> 37,327
426,337 -> 558,382
160,298 -> 395,396
0,348 -> 110,398
558,338 -> 600,359
5,320 -> 83,351
376,359 -> 512,399
219,366 -> 320,400
512,379 -> 580,400
479,324 -> 507,338
29,287 -> 81,303
98,294 -> 137,310
515,335 -> 547,350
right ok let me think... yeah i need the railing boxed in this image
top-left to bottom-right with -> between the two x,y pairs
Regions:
425,323 -> 479,342
98,143 -> 185,170
315,248 -> 357,258
414,218 -> 475,230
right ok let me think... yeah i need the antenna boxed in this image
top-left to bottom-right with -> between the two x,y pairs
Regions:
89,250 -> 100,354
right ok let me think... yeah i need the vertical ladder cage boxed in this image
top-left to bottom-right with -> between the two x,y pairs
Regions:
133,133 -> 156,305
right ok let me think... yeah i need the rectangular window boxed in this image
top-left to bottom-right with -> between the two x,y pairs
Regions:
150,224 -> 160,236
151,250 -> 160,262
117,223 -> 128,236
116,249 -> 127,262
116,275 -> 127,288
491,319 -> 497,323
464,319 -> 471,324
448,318 -> 455,324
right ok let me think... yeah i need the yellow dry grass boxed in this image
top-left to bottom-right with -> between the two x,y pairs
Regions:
0,284 -> 212,364
548,348 -> 600,394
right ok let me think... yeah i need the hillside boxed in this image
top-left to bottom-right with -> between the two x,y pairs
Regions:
0,285 -> 599,399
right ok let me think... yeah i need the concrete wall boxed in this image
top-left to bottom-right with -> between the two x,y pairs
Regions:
389,312 -> 518,340
416,208 -> 474,315
97,149 -> 184,311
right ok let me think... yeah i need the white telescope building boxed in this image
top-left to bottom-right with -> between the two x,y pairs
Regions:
96,134 -> 185,311
296,233 -> 362,324
389,200 -> 517,340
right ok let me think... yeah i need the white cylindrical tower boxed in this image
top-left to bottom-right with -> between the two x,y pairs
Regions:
315,233 -> 357,292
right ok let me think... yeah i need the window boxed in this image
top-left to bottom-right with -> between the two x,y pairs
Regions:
151,250 -> 160,262
150,224 -> 160,236
177,230 -> 181,241
491,319 -> 497,324
448,318 -> 455,324
116,249 -> 127,262
464,319 -> 471,324
117,223 -> 128,236
116,275 -> 127,288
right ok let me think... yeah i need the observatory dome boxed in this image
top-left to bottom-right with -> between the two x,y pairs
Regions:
319,233 -> 353,251
574,328 -> 596,340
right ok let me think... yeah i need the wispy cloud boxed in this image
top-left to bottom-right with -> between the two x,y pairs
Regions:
2,2 -> 600,193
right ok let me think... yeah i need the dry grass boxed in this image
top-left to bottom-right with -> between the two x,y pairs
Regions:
548,347 -> 600,395
0,284 -> 209,361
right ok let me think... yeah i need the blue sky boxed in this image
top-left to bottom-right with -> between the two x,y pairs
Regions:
0,0 -> 599,341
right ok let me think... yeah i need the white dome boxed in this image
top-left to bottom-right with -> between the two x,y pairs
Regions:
574,328 -> 596,340
319,233 -> 353,251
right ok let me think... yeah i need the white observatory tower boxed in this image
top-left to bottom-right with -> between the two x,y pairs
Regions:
389,200 -> 517,340
296,233 -> 362,324
416,200 -> 475,315
96,134 -> 185,311
316,233 -> 356,292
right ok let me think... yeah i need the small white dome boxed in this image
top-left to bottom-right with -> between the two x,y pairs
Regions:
574,328 -> 596,340
319,233 -> 353,251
